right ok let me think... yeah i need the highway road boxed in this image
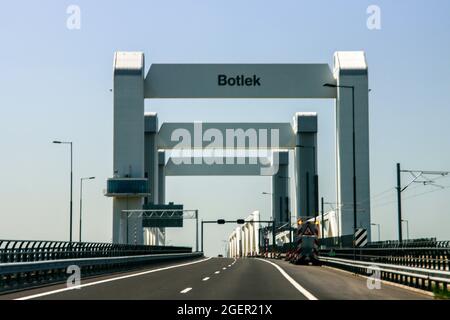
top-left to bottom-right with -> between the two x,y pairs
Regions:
1,257 -> 432,300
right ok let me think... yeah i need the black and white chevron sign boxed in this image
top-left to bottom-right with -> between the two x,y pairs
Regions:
354,228 -> 368,247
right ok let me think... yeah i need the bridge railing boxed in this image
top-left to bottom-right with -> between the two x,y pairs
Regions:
0,240 -> 200,294
0,239 -> 192,263
319,246 -> 450,271
318,237 -> 450,271
319,236 -> 449,249
318,256 -> 450,293
0,251 -> 203,294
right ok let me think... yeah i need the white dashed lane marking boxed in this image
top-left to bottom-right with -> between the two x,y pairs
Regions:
16,257 -> 213,300
180,287 -> 192,294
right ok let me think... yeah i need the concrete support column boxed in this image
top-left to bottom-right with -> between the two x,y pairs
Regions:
144,113 -> 164,245
144,113 -> 159,205
158,151 -> 166,204
271,151 -> 289,227
236,227 -> 241,257
243,228 -> 246,257
158,150 -> 166,245
245,223 -> 252,256
293,112 -> 318,220
249,223 -> 254,255
112,52 -> 145,244
240,227 -> 247,257
333,52 -> 371,239
231,235 -> 235,257
230,235 -> 233,257
253,211 -> 260,255
246,223 -> 252,255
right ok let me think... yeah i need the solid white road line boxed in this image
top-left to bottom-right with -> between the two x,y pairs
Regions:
180,287 -> 192,294
256,259 -> 318,300
15,257 -> 213,300
202,277 -> 210,281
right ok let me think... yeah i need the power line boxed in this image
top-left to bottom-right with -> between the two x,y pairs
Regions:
372,185 -> 450,209
403,185 -> 450,201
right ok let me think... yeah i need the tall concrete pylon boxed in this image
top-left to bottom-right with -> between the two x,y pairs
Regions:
333,52 -> 371,238
143,113 -> 162,245
271,151 -> 290,227
158,150 -> 166,205
144,113 -> 159,206
111,52 -> 145,245
293,112 -> 318,221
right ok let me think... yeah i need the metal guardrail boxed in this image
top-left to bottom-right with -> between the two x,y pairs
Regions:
319,236 -> 450,249
0,239 -> 191,263
0,251 -> 203,293
319,256 -> 450,292
319,246 -> 450,271
367,239 -> 450,248
319,235 -> 354,248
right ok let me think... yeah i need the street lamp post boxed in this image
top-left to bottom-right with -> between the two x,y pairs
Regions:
402,219 -> 410,241
53,140 -> 73,243
79,176 -> 95,242
371,223 -> 381,242
323,83 -> 357,235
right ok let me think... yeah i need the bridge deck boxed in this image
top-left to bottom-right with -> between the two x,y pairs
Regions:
1,258 -> 431,300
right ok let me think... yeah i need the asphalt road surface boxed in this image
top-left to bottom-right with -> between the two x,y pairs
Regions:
1,257 -> 432,300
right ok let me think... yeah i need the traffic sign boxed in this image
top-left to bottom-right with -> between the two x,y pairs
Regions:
355,228 -> 368,247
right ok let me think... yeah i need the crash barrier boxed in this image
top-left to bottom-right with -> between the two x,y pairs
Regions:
319,236 -> 448,249
0,239 -> 191,263
0,251 -> 202,293
319,246 -> 450,271
319,256 -> 450,293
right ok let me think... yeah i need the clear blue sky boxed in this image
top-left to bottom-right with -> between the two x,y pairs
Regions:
1,0 -> 450,255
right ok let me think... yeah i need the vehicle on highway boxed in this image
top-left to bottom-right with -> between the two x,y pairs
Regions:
289,219 -> 320,265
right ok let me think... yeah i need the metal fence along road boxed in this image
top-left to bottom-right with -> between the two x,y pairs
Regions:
0,239 -> 198,293
0,239 -> 192,263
